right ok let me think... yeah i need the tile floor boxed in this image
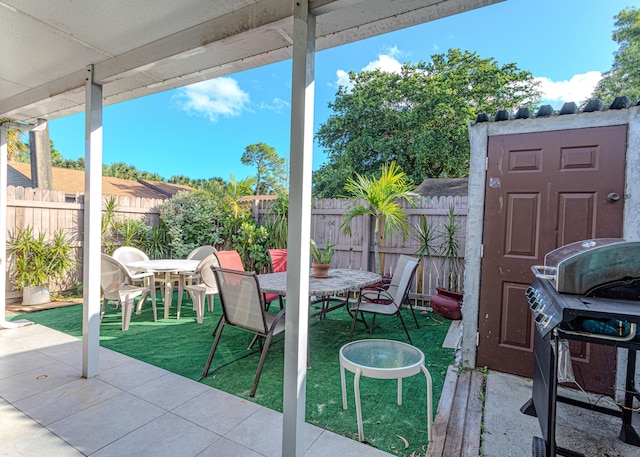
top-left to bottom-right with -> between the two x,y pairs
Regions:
0,322 -> 391,457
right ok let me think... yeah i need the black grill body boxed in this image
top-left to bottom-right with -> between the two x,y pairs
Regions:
522,271 -> 640,456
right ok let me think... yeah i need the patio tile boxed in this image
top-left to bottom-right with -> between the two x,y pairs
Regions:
5,324 -> 79,350
0,332 -> 28,355
91,412 -> 219,457
173,388 -> 262,436
197,436 -> 264,457
13,376 -> 123,426
0,348 -> 57,380
97,358 -> 168,391
305,430 -> 391,457
128,371 -> 209,410
225,407 -> 323,457
47,392 -> 165,455
0,360 -> 81,402
0,397 -> 42,443
1,426 -> 84,457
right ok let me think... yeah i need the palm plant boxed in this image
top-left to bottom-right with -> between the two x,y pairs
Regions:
7,226 -> 75,290
341,162 -> 416,274
265,193 -> 288,249
439,205 -> 463,291
0,117 -> 29,161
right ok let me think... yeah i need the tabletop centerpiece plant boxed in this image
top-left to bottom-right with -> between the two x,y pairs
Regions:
310,238 -> 335,278
7,226 -> 75,305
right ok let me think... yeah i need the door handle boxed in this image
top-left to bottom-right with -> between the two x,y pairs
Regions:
607,192 -> 621,203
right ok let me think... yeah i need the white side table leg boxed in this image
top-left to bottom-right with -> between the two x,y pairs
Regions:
354,367 -> 364,441
421,365 -> 433,442
340,363 -> 348,410
397,377 -> 403,405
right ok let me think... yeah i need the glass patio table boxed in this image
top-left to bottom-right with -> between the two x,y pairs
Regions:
339,338 -> 433,442
127,259 -> 200,319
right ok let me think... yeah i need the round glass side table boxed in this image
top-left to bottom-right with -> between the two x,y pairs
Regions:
339,339 -> 433,442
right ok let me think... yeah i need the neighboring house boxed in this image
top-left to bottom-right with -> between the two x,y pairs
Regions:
415,178 -> 468,197
8,162 -> 191,200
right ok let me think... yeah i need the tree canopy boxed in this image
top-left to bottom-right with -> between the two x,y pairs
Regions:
592,7 -> 640,104
241,142 -> 287,195
313,48 -> 541,197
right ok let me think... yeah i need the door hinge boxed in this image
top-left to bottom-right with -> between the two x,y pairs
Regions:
481,244 -> 484,257
476,331 -> 480,347
485,156 -> 489,171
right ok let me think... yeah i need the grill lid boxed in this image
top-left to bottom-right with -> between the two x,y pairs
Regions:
532,238 -> 640,294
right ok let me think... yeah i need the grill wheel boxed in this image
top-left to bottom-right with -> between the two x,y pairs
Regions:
532,436 -> 546,457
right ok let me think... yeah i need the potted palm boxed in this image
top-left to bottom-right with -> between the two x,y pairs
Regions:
7,226 -> 75,305
310,238 -> 335,278
430,205 -> 464,320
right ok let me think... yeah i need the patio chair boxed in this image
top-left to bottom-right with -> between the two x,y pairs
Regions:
202,267 -> 286,397
100,254 -> 157,330
268,248 -> 288,273
177,245 -> 218,311
267,248 -> 287,309
113,246 -> 148,273
375,255 -> 422,318
214,250 -> 282,309
349,255 -> 420,344
183,253 -> 220,323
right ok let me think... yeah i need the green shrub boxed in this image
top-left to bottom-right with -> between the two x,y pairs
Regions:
231,220 -> 270,272
160,190 -> 226,258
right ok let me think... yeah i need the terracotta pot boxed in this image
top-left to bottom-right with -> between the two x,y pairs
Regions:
311,263 -> 330,278
430,287 -> 463,320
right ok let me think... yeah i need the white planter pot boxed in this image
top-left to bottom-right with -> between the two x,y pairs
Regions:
22,285 -> 51,305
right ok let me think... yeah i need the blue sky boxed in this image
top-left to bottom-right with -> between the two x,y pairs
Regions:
47,0 -> 637,183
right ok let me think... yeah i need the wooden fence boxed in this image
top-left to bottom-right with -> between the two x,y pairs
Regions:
256,195 -> 469,305
4,186 -> 164,303
4,186 -> 468,305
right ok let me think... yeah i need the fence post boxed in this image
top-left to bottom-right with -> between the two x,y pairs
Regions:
361,212 -> 370,271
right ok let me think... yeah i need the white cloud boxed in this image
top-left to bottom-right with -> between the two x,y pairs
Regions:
534,71 -> 602,108
260,97 -> 290,113
333,52 -> 403,91
175,77 -> 250,122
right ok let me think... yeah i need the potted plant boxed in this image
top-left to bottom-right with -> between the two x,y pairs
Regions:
430,205 -> 464,320
7,226 -> 75,305
310,238 -> 335,278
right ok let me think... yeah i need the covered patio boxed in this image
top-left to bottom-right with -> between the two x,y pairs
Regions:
1,1 -> 503,456
0,322 -> 391,456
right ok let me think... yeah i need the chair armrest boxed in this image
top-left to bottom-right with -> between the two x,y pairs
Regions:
360,289 -> 394,304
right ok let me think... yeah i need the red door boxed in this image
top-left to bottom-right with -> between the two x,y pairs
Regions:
476,125 -> 627,394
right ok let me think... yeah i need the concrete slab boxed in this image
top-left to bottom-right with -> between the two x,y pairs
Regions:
481,371 -> 639,457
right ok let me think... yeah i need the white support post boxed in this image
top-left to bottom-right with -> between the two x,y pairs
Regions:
282,1 -> 315,456
82,65 -> 103,377
0,127 -> 17,328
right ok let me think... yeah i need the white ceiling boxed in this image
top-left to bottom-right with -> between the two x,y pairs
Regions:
1,0 -> 502,123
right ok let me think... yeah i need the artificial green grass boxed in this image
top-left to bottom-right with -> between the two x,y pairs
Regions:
11,294 -> 454,457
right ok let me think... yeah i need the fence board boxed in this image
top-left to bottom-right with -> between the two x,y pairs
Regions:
6,188 -> 468,304
4,186 -> 165,303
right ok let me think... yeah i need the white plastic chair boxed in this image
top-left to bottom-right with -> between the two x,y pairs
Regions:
183,253 -> 219,323
100,254 -> 157,330
177,245 -> 218,310
112,246 -> 158,315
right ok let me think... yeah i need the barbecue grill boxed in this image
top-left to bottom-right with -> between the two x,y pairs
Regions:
521,238 -> 640,457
